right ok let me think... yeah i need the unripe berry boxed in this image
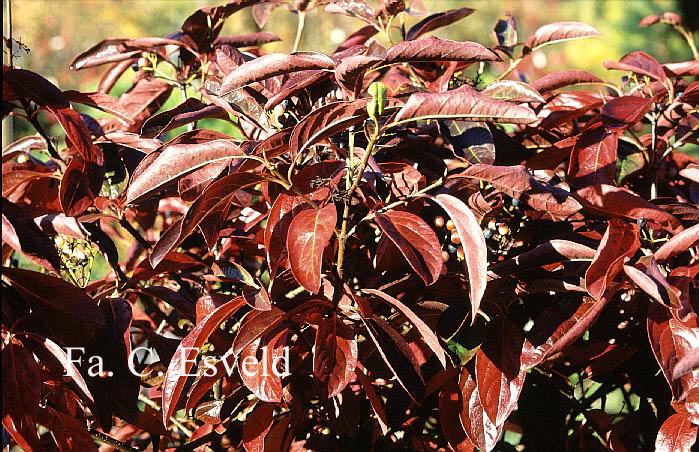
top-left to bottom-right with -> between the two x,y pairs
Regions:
446,219 -> 455,231
441,251 -> 450,262
434,215 -> 445,228
497,223 -> 510,235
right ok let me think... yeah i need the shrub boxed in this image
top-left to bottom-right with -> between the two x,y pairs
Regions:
2,1 -> 698,451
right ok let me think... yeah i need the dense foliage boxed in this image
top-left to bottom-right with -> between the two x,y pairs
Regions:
2,1 -> 698,450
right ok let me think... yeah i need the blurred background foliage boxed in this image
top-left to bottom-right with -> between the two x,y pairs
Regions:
4,0 -> 695,92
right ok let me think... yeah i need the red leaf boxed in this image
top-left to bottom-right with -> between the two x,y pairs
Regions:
601,96 -> 654,131
64,90 -> 135,124
456,164 -> 582,216
524,21 -> 600,51
219,52 -> 335,95
654,224 -> 699,261
140,98 -> 229,138
459,367 -> 503,451
432,194 -> 488,323
36,406 -> 98,452
647,304 -> 680,395
290,99 -> 370,155
585,219 -> 640,300
655,413 -> 698,452
265,192 -> 313,278
238,329 -> 288,402
286,203 -> 337,293
59,155 -> 105,217
2,197 -> 61,272
360,313 -> 425,401
2,339 -> 41,419
150,172 -> 263,267
384,36 -> 499,64
242,403 -> 276,452
311,313 -> 358,397
406,7 -> 475,41
568,124 -> 618,187
232,307 -> 286,357
604,51 -> 668,83
161,296 -> 246,425
364,289 -> 446,367
334,55 -> 382,99
526,296 -> 613,366
439,381 -> 476,452
490,239 -> 596,277
2,267 -> 105,335
375,210 -> 442,286
126,138 -> 244,204
530,69 -> 603,94
475,318 -> 527,426
394,89 -> 537,125
574,184 -> 682,234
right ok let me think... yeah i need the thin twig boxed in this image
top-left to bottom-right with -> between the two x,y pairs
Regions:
90,429 -> 140,452
292,11 -> 306,53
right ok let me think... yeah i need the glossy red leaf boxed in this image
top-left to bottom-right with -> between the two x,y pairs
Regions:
623,257 -> 681,308
384,36 -> 499,64
360,314 -> 425,401
673,348 -> 699,381
604,51 -> 668,83
242,403 -> 275,452
238,329 -> 287,402
311,313 -> 358,398
601,96 -> 654,131
60,156 -> 105,217
655,413 -> 698,452
2,339 -> 41,419
585,219 -> 640,300
491,239 -> 596,277
334,55 -> 382,98
364,289 -> 446,367
2,197 -> 61,272
219,52 -> 334,95
149,172 -> 263,267
530,69 -> 603,94
126,138 -> 244,204
232,308 -> 286,357
526,296 -> 612,366
375,210 -> 442,286
140,98 -> 229,138
459,367 -> 503,451
394,89 -> 537,125
63,90 -> 134,124
568,124 -> 618,187
524,21 -> 600,51
654,223 -> 699,261
406,7 -> 475,41
215,31 -> 281,47
286,203 -> 337,293
36,406 -> 98,452
482,82 -> 543,106
574,184 -> 682,234
2,267 -> 105,333
290,99 -> 370,155
456,164 -> 582,216
475,317 -> 527,426
439,381 -> 476,452
432,194 -> 488,323
161,296 -> 246,425
265,192 -> 313,277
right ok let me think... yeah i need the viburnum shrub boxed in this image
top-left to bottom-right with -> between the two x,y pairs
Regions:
2,1 -> 699,450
